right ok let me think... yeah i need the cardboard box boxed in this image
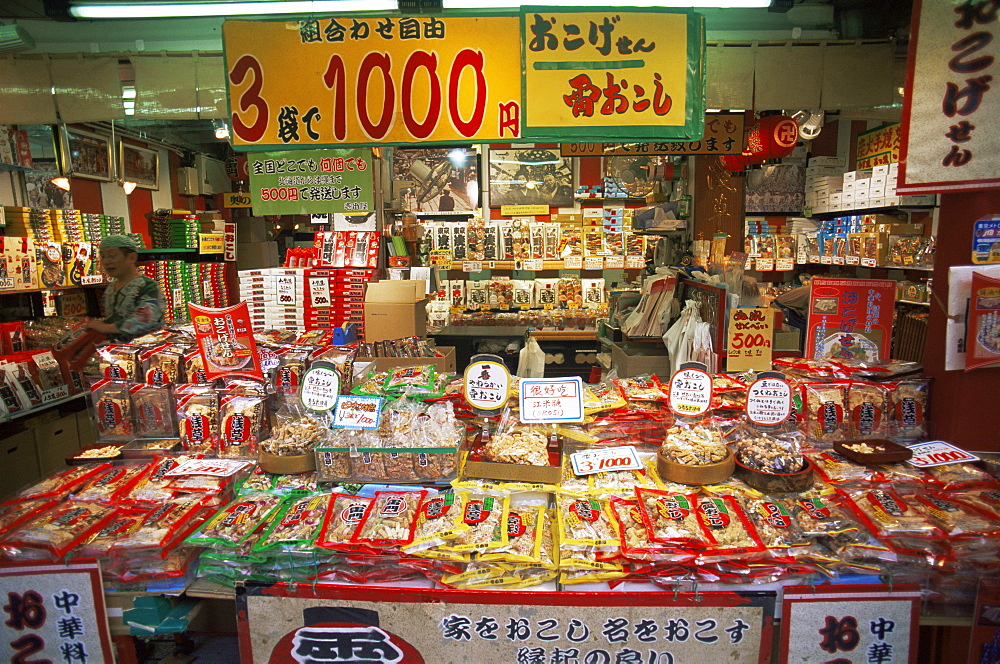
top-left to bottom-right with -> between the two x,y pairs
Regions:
365,346 -> 457,374
363,280 -> 428,342
610,342 -> 672,378
236,241 -> 279,270
0,430 -> 39,499
34,413 -> 80,476
236,217 -> 270,243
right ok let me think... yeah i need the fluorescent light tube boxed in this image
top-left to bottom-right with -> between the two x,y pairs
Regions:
71,0 -> 397,19
444,0 -> 769,7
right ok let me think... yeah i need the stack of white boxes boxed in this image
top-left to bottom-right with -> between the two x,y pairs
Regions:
238,268 -> 306,332
804,157 -> 845,214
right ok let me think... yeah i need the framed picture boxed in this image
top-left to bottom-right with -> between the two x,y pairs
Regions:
60,127 -> 113,181
488,147 -> 574,208
119,142 -> 159,190
393,147 -> 480,214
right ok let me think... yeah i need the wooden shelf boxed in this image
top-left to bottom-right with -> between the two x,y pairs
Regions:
529,330 -> 597,341
896,299 -> 930,306
443,260 -> 639,271
0,283 -> 106,295
808,203 -> 936,218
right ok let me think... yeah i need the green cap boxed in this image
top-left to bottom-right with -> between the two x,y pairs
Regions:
100,235 -> 138,252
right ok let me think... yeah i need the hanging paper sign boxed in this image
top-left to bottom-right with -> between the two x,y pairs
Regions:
775,258 -> 795,271
519,376 -> 584,423
299,360 -> 342,413
0,561 -> 115,664
604,255 -> 625,269
248,148 -> 374,215
563,256 -> 583,269
224,221 -> 237,261
430,249 -> 453,268
745,373 -> 792,427
80,274 -> 106,285
668,362 -> 712,417
779,584 -> 920,664
463,354 -> 510,414
727,307 -> 774,373
522,258 -> 544,271
755,257 -> 774,272
806,278 -> 896,362
570,445 -> 642,476
906,440 -> 980,468
332,395 -> 384,429
307,277 -> 331,307
189,302 -> 264,380
164,458 -> 253,477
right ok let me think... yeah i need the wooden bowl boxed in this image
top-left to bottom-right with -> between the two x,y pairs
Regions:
258,450 -> 316,474
833,439 -> 913,465
657,448 -> 735,485
733,456 -> 813,493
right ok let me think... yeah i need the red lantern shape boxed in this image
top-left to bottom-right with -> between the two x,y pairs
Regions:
742,115 -> 799,161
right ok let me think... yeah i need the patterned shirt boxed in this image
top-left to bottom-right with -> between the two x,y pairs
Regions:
101,275 -> 165,341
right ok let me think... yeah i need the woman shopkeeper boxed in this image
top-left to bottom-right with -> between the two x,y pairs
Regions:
85,235 -> 165,341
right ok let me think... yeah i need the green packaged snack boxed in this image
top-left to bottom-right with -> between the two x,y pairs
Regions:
254,493 -> 331,553
186,492 -> 284,549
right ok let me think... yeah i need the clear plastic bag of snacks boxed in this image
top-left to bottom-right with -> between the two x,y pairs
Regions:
479,502 -> 547,565
733,427 -> 806,473
176,385 -> 219,453
661,420 -> 728,466
218,394 -> 269,458
695,495 -> 766,562
785,493 -> 863,543
3,500 -> 120,558
351,490 -> 426,548
555,491 -> 619,553
840,487 -> 946,540
743,498 -> 812,555
613,376 -> 667,403
315,494 -> 373,554
402,490 -> 469,554
90,380 -> 136,441
890,379 -> 929,440
635,488 -> 708,547
445,492 -> 511,553
260,406 -> 329,457
186,492 -> 285,549
309,345 -> 358,393
846,382 -> 890,439
272,346 -> 311,398
810,452 -> 879,484
608,497 -> 690,563
924,462 -> 997,491
801,381 -> 850,444
133,384 -> 178,439
253,493 -> 330,553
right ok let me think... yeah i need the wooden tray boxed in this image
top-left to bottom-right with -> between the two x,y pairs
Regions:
833,439 -> 913,465
657,448 -> 734,486
733,457 -> 813,493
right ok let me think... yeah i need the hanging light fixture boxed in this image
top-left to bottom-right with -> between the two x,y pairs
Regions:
121,180 -> 138,195
108,119 -> 137,195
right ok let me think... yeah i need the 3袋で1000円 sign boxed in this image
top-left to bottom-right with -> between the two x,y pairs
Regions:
238,583 -> 775,664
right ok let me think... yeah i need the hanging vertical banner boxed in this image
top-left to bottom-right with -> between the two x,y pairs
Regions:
0,560 -> 115,664
248,148 -> 374,215
779,584 -> 920,664
223,16 -> 522,149
805,278 -> 896,362
189,302 -> 264,380
521,8 -> 705,140
897,0 -> 1000,193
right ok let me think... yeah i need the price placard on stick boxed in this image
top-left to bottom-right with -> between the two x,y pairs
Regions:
727,307 -> 774,373
299,361 -> 341,414
669,362 -> 712,418
571,445 -> 642,476
906,440 -> 979,468
746,373 -> 792,427
332,395 -> 383,429
463,354 -> 510,415
519,377 -> 584,423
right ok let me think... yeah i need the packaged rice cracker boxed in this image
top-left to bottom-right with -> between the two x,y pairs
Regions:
351,490 -> 426,548
186,492 -> 284,549
801,381 -> 850,444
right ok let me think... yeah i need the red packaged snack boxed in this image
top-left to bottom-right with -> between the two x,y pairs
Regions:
106,547 -> 199,583
75,464 -> 150,503
634,488 -> 708,547
846,381 -> 890,439
906,491 -> 1000,540
694,496 -> 766,562
801,381 -> 850,444
176,385 -> 220,453
923,463 -> 997,491
840,487 -> 946,540
609,497 -> 695,563
90,379 -> 137,441
316,494 -> 374,553
17,464 -> 111,501
890,379 -> 929,440
75,510 -> 148,558
120,456 -> 201,505
0,497 -> 59,534
956,489 -> 1000,520
218,394 -> 268,458
352,490 -> 426,548
3,500 -> 120,558
108,496 -> 208,553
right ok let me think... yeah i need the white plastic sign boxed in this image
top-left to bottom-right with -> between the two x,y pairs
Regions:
332,395 -> 383,429
669,365 -> 713,417
746,376 -> 792,426
299,361 -> 341,413
570,445 -> 642,476
907,440 -> 980,468
308,277 -> 330,307
165,458 -> 252,476
464,356 -> 510,413
563,256 -> 583,269
519,377 -> 584,423
584,256 -> 604,270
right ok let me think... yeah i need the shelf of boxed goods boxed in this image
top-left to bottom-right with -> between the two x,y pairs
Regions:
0,392 -> 85,425
0,282 -> 109,296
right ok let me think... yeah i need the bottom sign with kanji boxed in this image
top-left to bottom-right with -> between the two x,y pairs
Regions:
239,583 -> 775,664
0,560 -> 114,664
780,584 -> 920,664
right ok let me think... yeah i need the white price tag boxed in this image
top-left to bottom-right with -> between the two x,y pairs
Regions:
832,256 -> 845,265
744,257 -> 754,270
809,255 -> 820,264
310,213 -> 330,225
172,287 -> 185,303
570,445 -> 642,476
463,260 -> 483,273
464,357 -> 510,412
584,256 -> 604,270
846,256 -> 860,265
299,363 -> 342,413
907,440 -> 980,467
519,377 -> 584,423
308,277 -> 331,307
276,275 -> 297,305
563,256 -> 583,269
746,377 -> 792,426
861,258 -> 877,267
523,258 -> 544,271
332,395 -> 384,429
625,255 -> 646,269
604,255 -> 625,269
668,366 -> 713,417
755,258 -> 774,271
0,278 -> 14,290
164,458 -> 252,477
80,275 -> 105,285
820,255 -> 832,264
775,258 -> 795,271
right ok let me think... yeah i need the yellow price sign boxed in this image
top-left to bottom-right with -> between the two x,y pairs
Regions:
199,233 -> 226,254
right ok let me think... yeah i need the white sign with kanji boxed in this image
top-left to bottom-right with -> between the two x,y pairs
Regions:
906,440 -> 980,468
0,561 -> 115,664
519,377 -> 584,423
